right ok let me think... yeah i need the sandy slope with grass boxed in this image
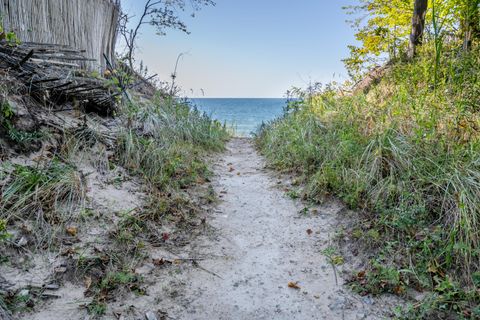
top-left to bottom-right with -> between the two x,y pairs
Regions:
0,80 -> 403,319
143,138 -> 401,320
3,137 -> 404,320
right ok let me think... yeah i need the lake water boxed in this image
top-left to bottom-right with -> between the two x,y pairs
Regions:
191,98 -> 287,137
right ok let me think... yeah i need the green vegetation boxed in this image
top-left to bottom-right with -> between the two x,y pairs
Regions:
258,1 -> 480,317
86,271 -> 142,316
0,219 -> 9,243
343,0 -> 480,78
0,99 -> 42,150
256,45 -> 480,318
116,96 -> 227,192
0,93 -> 227,236
0,160 -> 85,222
0,19 -> 21,46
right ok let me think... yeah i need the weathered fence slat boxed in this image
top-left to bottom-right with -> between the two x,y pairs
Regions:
0,0 -> 120,71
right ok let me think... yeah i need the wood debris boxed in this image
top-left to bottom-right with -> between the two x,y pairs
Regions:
0,41 -> 118,115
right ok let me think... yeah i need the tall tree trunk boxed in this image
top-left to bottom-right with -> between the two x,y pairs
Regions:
407,0 -> 428,59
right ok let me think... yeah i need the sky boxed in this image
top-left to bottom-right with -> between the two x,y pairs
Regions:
121,0 -> 357,98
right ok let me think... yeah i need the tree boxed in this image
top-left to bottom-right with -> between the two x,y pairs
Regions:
119,0 -> 214,71
343,0 -> 461,77
343,0 -> 415,79
407,0 -> 428,59
459,0 -> 480,50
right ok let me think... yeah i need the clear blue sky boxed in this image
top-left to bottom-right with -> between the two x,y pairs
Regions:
121,0 -> 357,98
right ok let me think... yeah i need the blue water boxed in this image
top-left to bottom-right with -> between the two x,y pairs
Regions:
191,98 -> 287,137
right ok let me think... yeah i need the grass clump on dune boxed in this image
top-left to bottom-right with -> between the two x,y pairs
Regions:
0,161 -> 85,218
116,95 -> 229,191
0,160 -> 86,247
256,46 -> 480,318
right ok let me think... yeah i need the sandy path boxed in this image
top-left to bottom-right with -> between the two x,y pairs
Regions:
12,138 -> 397,319
166,138 -> 392,320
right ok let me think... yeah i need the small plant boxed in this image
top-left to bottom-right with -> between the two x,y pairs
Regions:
1,99 -> 42,149
0,21 -> 20,46
1,100 -> 14,119
1,290 -> 35,314
87,300 -> 107,316
86,271 -> 143,316
0,219 -> 10,243
322,247 -> 344,266
112,210 -> 147,249
99,271 -> 141,293
286,189 -> 300,199
348,263 -> 404,296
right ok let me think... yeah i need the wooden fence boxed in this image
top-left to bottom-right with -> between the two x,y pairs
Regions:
0,0 -> 120,70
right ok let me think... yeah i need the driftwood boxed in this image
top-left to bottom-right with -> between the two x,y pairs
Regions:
0,42 -> 118,115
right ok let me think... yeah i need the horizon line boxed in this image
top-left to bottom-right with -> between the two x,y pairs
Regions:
187,97 -> 287,99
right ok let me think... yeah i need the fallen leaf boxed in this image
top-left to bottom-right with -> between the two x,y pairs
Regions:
331,255 -> 345,265
61,248 -> 76,256
427,264 -> 438,273
306,229 -> 313,235
228,167 -> 235,172
153,258 -> 172,266
66,226 -> 77,237
393,285 -> 405,295
21,223 -> 33,233
84,276 -> 92,290
162,233 -> 170,241
288,281 -> 301,289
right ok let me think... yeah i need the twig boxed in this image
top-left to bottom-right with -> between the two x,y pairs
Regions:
331,263 -> 339,286
192,260 -> 223,279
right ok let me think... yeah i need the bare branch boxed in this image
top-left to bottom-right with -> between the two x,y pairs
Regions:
118,0 -> 214,71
